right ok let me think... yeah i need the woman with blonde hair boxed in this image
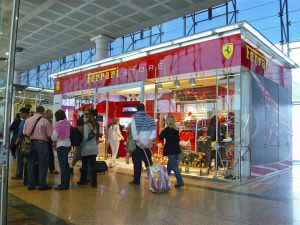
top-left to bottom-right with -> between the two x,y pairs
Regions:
159,115 -> 184,188
108,118 -> 123,167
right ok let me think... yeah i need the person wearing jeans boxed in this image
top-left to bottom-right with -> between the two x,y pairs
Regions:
12,107 -> 30,181
132,146 -> 153,184
159,115 -> 184,188
77,108 -> 98,187
80,155 -> 97,185
24,106 -> 52,191
52,110 -> 71,190
130,104 -> 156,185
28,141 -> 49,189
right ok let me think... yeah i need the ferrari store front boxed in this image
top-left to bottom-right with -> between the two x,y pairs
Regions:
53,22 -> 296,182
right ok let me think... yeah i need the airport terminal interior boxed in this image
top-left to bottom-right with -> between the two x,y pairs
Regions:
1,0 -> 300,225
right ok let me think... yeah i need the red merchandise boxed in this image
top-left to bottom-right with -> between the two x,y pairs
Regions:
179,130 -> 196,151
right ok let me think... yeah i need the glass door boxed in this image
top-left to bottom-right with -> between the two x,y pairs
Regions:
0,0 -> 19,224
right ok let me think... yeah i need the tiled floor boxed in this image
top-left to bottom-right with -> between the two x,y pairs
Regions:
7,161 -> 300,225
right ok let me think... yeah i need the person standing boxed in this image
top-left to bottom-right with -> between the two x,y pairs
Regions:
10,113 -> 21,158
130,104 -> 156,185
11,107 -> 30,182
77,108 -> 98,187
24,105 -> 52,190
52,110 -> 71,190
45,109 -> 58,174
69,114 -> 84,175
159,115 -> 184,188
108,118 -> 123,167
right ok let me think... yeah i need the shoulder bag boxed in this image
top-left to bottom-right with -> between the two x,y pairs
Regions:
21,116 -> 42,155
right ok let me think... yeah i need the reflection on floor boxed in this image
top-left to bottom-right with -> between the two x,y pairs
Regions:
8,160 -> 300,225
8,194 -> 71,225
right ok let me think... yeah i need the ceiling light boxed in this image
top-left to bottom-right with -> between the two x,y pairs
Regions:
26,87 -> 42,92
174,80 -> 180,88
189,78 -> 196,86
5,52 -> 9,56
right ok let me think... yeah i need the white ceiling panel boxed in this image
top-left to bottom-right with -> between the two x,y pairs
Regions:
15,0 -> 228,71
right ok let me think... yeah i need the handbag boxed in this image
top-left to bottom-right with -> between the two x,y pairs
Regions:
70,126 -> 83,147
85,123 -> 96,142
126,132 -> 136,153
21,116 -> 42,155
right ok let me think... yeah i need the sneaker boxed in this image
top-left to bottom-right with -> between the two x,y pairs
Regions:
174,184 -> 184,188
38,186 -> 52,191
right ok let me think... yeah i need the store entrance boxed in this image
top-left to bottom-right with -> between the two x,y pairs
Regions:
95,82 -> 151,164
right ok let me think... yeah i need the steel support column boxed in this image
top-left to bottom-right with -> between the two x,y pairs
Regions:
279,0 -> 290,56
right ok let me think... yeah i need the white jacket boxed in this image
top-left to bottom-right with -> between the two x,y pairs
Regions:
108,124 -> 123,141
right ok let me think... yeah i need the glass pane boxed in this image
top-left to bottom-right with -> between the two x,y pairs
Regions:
0,0 -> 16,223
293,104 -> 300,160
248,69 -> 292,179
216,73 -> 240,180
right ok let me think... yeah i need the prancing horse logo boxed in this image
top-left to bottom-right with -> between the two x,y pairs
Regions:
222,43 -> 234,59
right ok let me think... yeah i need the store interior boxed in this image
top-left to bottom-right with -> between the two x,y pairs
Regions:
14,87 -> 53,116
62,72 -> 241,180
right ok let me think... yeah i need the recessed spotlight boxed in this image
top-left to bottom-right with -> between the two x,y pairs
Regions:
5,52 -> 9,56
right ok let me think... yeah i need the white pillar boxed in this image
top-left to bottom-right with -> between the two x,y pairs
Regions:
91,35 -> 111,61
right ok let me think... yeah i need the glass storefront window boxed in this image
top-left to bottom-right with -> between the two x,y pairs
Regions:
57,74 -> 243,181
152,74 -> 241,180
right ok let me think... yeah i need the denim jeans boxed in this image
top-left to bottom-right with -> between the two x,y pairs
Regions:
27,141 -> 49,188
167,154 -> 184,185
132,146 -> 152,184
80,155 -> 97,186
15,147 -> 24,178
48,141 -> 55,172
57,147 -> 71,188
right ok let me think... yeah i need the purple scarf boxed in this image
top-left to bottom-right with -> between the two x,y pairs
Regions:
54,119 -> 70,139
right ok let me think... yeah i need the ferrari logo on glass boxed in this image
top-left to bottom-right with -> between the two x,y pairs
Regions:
222,43 -> 234,59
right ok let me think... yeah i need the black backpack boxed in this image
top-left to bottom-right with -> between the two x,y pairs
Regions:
70,126 -> 83,147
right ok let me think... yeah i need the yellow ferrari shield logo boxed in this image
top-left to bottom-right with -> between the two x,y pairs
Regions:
55,80 -> 60,91
222,43 -> 234,59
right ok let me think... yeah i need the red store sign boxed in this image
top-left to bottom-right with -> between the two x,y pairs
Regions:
55,33 -> 284,94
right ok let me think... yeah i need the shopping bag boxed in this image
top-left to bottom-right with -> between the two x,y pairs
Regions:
148,164 -> 171,193
142,149 -> 170,193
